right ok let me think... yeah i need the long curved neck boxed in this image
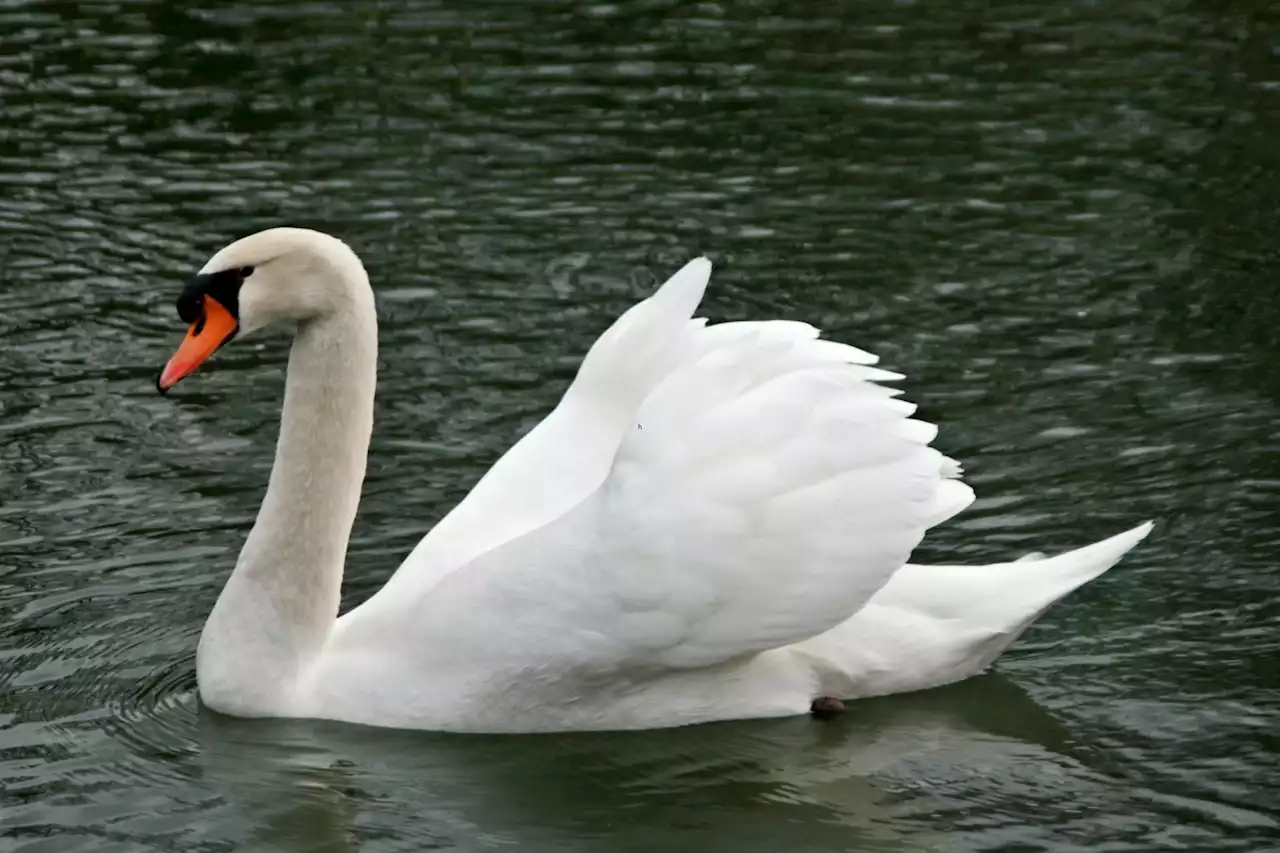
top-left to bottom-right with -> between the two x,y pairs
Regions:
198,281 -> 377,715
252,309 -> 377,580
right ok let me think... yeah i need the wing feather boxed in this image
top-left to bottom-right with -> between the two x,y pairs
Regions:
409,315 -> 973,678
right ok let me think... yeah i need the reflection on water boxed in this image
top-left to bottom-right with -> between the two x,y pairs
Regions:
1,0 -> 1278,850
194,677 -> 1084,853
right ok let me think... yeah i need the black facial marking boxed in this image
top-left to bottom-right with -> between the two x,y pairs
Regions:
176,266 -> 252,323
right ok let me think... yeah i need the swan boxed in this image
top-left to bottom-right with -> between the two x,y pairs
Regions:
156,227 -> 1153,733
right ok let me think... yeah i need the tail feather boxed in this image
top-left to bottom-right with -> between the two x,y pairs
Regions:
790,522 -> 1155,699
875,521 -> 1155,624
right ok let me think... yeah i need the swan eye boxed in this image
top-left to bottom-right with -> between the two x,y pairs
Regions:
239,266 -> 254,278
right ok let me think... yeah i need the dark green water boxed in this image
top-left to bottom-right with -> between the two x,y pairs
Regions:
2,0 -> 1278,850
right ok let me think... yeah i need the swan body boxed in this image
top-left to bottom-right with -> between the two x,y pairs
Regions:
160,228 -> 1153,733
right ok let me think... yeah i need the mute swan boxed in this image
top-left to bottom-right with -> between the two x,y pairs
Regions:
157,227 -> 1152,733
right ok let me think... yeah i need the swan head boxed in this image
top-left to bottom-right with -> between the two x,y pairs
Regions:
156,227 -> 368,392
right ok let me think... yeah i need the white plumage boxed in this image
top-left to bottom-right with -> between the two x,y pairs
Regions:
172,229 -> 1152,733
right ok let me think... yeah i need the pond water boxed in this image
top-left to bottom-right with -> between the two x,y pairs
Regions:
1,1 -> 1277,850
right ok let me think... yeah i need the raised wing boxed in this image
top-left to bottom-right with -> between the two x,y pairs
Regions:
343,260 -> 712,626
411,323 -> 973,679
343,259 -> 891,633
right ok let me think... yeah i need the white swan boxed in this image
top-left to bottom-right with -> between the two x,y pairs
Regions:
157,227 -> 1152,733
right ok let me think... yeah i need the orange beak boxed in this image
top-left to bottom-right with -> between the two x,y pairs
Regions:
157,295 -> 239,393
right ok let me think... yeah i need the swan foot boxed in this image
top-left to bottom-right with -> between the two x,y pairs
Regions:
809,696 -> 845,720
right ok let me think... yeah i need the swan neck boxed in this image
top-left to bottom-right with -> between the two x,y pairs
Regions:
198,283 -> 377,713
253,308 -> 376,586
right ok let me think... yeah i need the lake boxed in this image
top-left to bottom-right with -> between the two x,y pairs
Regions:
1,0 -> 1277,850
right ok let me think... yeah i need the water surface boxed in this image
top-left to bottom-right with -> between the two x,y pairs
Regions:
1,0 -> 1278,850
